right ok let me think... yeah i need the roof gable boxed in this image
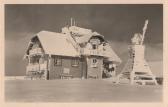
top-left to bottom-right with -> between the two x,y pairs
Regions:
27,31 -> 80,57
62,26 -> 105,44
25,28 -> 121,63
103,44 -> 122,63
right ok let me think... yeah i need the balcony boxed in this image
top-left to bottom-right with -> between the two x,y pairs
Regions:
81,48 -> 104,56
29,48 -> 43,55
26,63 -> 47,72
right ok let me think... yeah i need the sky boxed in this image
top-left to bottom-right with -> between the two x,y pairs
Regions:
5,4 -> 163,76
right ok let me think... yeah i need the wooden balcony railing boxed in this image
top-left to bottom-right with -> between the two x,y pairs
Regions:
81,48 -> 104,56
29,48 -> 43,55
26,63 -> 47,72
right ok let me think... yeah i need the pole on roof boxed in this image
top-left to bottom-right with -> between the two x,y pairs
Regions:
71,18 -> 73,26
70,18 -> 76,26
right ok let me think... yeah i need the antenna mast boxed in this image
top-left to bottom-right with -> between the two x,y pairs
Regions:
70,18 -> 76,26
141,19 -> 149,45
70,18 -> 73,26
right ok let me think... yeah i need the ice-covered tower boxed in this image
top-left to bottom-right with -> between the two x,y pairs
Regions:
117,20 -> 158,85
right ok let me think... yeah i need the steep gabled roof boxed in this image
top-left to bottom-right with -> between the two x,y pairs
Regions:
29,31 -> 80,57
103,44 -> 122,63
61,26 -> 121,63
25,28 -> 121,63
64,26 -> 105,44
74,35 -> 92,44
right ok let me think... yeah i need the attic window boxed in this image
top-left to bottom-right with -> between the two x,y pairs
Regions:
71,59 -> 79,67
91,58 -> 98,68
54,57 -> 62,66
92,44 -> 97,50
30,57 -> 40,64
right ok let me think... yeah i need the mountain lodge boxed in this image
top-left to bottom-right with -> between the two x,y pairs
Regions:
24,24 -> 121,80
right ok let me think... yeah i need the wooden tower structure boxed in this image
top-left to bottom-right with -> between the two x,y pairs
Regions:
117,20 -> 158,85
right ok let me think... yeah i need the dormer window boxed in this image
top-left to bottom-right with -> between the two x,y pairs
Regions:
92,44 -> 97,50
89,38 -> 101,50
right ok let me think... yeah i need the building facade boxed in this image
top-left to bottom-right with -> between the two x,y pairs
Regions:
24,25 -> 121,80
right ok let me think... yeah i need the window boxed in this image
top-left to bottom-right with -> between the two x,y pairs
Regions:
91,58 -> 98,67
92,44 -> 97,50
71,59 -> 79,67
29,57 -> 40,64
54,57 -> 62,66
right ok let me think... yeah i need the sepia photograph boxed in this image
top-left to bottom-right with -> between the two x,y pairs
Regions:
4,4 -> 163,102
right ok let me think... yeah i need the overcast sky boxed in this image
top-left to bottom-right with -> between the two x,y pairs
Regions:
5,4 -> 163,76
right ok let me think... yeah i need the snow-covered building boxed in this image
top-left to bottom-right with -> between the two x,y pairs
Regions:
24,25 -> 121,80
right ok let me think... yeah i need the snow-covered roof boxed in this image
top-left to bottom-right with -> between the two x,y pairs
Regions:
62,26 -> 104,44
69,26 -> 92,36
103,44 -> 122,63
26,26 -> 121,63
74,32 -> 105,44
74,35 -> 92,44
34,31 -> 80,57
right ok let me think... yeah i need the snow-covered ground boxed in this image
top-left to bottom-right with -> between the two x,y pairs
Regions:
5,79 -> 162,102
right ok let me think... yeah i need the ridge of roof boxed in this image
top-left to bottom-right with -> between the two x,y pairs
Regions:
36,30 -> 81,57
